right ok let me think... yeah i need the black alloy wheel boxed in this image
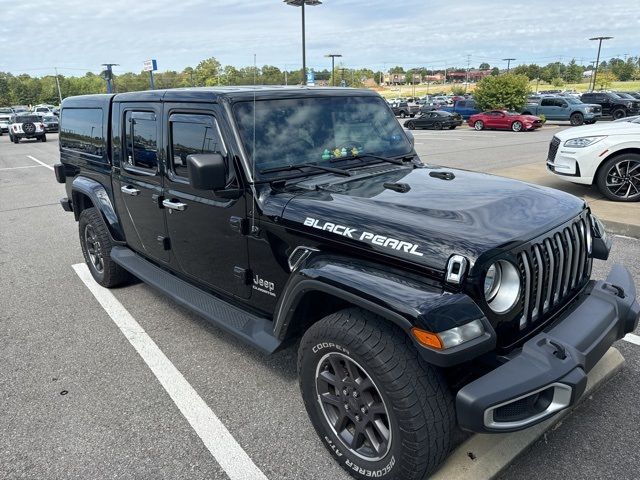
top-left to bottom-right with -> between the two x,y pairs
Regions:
433,121 -> 443,130
570,112 -> 584,126
84,223 -> 105,275
597,155 -> 640,201
316,352 -> 392,461
406,122 -> 415,130
612,109 -> 626,120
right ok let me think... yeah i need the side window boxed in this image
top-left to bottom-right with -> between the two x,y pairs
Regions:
541,98 -> 553,107
124,111 -> 158,172
60,107 -> 105,157
169,113 -> 227,180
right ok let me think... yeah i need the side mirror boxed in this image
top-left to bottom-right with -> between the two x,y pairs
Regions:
187,153 -> 227,190
404,129 -> 415,147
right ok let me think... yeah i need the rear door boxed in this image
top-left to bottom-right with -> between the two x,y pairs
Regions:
113,104 -> 169,263
540,98 -> 559,119
162,104 -> 251,299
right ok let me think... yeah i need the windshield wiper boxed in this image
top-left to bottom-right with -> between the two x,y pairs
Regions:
260,163 -> 351,176
331,152 -> 413,166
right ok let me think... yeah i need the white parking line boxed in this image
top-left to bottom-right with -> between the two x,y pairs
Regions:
27,155 -> 54,171
72,263 -> 268,480
0,165 -> 44,171
624,333 -> 640,346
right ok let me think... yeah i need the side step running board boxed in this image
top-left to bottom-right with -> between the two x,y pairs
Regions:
110,246 -> 282,354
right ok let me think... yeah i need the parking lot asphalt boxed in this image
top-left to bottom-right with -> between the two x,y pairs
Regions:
408,123 -> 640,238
1,133 -> 639,480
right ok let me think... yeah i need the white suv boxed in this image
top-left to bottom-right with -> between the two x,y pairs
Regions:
8,114 -> 47,144
547,119 -> 640,201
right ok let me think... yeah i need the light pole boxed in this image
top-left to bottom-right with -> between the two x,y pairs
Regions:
101,63 -> 119,93
284,0 -> 322,85
325,54 -> 342,86
502,58 -> 516,74
589,36 -> 613,91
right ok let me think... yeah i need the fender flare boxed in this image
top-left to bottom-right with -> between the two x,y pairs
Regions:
273,254 -> 495,366
71,176 -> 125,242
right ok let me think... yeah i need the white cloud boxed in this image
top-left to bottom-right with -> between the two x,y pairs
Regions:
0,0 -> 638,76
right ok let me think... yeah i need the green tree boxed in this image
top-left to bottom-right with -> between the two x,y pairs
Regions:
551,77 -> 565,87
194,57 -> 222,86
563,59 -> 582,83
473,74 -> 530,111
490,67 -> 500,76
450,85 -> 466,96
388,66 -> 405,74
610,58 -> 635,81
479,62 -> 490,70
593,70 -> 617,90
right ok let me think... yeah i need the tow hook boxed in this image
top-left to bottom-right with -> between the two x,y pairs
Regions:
548,340 -> 567,360
602,282 -> 625,298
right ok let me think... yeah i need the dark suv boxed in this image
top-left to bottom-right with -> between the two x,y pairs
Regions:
580,91 -> 640,119
55,88 -> 639,480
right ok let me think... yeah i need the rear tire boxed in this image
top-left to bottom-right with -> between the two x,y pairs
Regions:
298,308 -> 454,480
569,112 -> 584,126
399,111 -> 406,118
79,207 -> 130,287
406,122 -> 415,130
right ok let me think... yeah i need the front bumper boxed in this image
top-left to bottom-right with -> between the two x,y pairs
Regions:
457,264 -> 639,433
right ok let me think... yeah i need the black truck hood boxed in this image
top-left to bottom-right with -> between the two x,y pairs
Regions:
280,166 -> 585,271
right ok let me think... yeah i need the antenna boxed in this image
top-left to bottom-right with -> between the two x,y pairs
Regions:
250,53 -> 258,235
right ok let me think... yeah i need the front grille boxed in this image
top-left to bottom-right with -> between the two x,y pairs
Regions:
594,106 -> 602,113
516,217 -> 592,331
547,136 -> 560,162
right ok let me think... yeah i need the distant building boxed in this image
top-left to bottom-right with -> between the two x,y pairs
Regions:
447,69 -> 491,82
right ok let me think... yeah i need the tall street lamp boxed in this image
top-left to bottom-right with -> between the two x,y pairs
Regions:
284,0 -> 322,85
502,58 -> 516,74
589,36 -> 613,91
325,54 -> 342,86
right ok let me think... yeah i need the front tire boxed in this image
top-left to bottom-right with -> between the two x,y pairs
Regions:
612,109 -> 626,120
406,122 -> 415,130
570,112 -> 584,126
596,154 -> 640,202
433,121 -> 443,130
511,120 -> 523,132
474,120 -> 484,130
399,111 -> 406,118
299,309 -> 454,480
79,207 -> 130,287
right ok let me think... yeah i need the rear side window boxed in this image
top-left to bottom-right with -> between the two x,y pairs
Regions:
60,108 -> 105,157
169,113 -> 226,179
124,111 -> 158,172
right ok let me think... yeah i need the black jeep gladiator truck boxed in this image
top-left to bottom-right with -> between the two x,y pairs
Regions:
55,87 -> 639,480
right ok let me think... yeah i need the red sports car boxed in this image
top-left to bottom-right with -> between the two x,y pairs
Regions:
467,110 -> 543,132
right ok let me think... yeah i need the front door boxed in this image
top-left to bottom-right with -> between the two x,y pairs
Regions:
162,104 -> 250,299
113,105 -> 169,263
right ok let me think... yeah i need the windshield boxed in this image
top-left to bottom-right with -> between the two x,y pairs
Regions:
233,95 -> 412,178
0,108 -> 12,114
15,115 -> 40,123
616,93 -> 634,99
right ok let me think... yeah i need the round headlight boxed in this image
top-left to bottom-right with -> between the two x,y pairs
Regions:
484,263 -> 501,301
484,260 -> 520,313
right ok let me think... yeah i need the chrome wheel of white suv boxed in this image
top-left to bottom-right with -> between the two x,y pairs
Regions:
597,154 -> 640,201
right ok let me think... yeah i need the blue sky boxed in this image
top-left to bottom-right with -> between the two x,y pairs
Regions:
1,0 -> 638,76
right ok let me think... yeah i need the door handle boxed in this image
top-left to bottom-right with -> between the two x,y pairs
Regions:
162,199 -> 187,211
121,185 -> 140,196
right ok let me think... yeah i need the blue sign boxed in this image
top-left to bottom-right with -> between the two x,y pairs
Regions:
143,59 -> 158,72
306,70 -> 315,86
